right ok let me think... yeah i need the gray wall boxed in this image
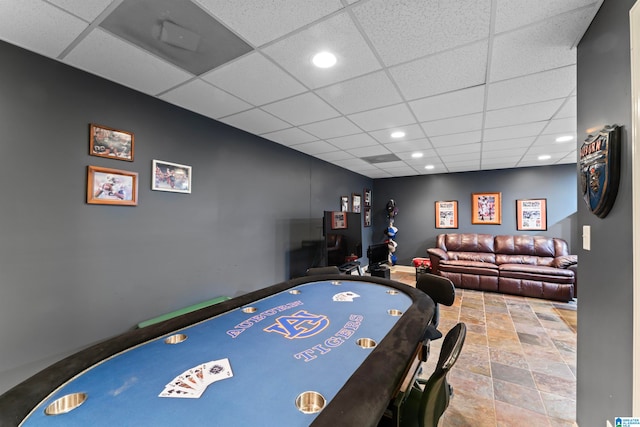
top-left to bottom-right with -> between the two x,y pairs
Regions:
0,41 -> 372,394
576,0 -> 635,424
372,165 -> 578,265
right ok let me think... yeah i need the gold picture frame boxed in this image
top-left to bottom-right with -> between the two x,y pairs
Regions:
87,165 -> 138,206
471,192 -> 502,225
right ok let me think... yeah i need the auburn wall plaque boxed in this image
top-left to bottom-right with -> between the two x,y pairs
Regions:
579,125 -> 621,218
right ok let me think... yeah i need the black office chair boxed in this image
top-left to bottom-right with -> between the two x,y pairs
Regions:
380,322 -> 467,427
305,266 -> 341,276
416,273 -> 456,340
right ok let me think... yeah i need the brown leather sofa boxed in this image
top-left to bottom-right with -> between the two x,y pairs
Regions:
427,234 -> 577,302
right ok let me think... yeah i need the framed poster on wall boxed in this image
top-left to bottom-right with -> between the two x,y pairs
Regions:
471,192 -> 502,225
435,200 -> 458,229
516,198 -> 547,231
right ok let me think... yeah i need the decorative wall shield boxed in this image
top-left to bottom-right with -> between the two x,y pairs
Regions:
579,125 -> 621,218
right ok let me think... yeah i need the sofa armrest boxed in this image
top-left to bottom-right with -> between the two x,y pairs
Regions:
427,248 -> 448,274
551,254 -> 578,269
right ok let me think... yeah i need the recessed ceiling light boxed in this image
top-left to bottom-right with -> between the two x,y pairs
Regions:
538,155 -> 551,161
312,51 -> 336,68
424,164 -> 435,170
411,152 -> 423,158
555,135 -> 574,143
391,131 -> 406,138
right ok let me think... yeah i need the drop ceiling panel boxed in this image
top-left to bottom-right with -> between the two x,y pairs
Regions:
390,40 -> 488,100
555,96 -> 577,119
327,133 -> 379,150
487,66 -> 576,110
202,52 -> 307,106
421,113 -> 484,137
437,143 -> 481,156
410,86 -> 485,122
219,108 -> 290,134
483,122 -> 548,141
347,144 -> 390,158
258,127 -> 318,146
430,131 -> 482,148
48,0 -> 114,21
348,103 -> 416,132
314,151 -> 356,162
160,79 -> 251,119
65,29 -> 193,96
353,0 -> 491,66
0,0 -> 88,57
314,71 -> 403,115
195,0 -> 344,46
494,0 -> 599,33
299,117 -> 362,140
384,139 -> 433,154
262,92 -> 339,126
289,140 -> 338,155
542,117 -> 578,135
263,13 -> 381,89
484,99 -> 564,129
482,137 -> 535,151
369,124 -> 426,144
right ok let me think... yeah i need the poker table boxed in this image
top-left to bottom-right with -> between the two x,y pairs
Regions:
0,274 -> 434,427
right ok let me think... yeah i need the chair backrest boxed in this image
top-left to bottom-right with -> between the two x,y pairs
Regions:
416,274 -> 455,329
418,322 -> 467,427
306,266 -> 341,276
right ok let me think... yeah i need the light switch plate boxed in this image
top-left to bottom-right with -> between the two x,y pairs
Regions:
583,225 -> 591,251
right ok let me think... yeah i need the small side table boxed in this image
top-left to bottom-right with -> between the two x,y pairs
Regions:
412,257 -> 432,281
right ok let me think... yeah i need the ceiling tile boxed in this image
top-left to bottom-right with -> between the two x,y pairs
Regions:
555,96 -> 577,118
315,71 -> 403,114
0,0 -> 88,57
487,65 -> 576,110
446,160 -> 482,172
348,103 -> 416,132
390,40 -> 488,100
490,9 -> 593,82
219,108 -> 290,134
300,117 -> 361,139
314,151 -> 356,162
542,117 -> 577,135
262,92 -> 339,126
260,127 -> 318,145
263,12 -> 381,89
288,140 -> 337,155
160,79 -> 251,119
410,85 -> 485,122
65,29 -> 193,96
430,131 -> 482,148
327,133 -> 378,150
483,122 -> 547,141
384,138 -> 433,154
48,0 -> 113,21
353,0 -> 491,66
421,113 -> 483,137
437,142 -> 481,156
347,144 -> 390,158
495,0 -> 599,33
202,52 -> 306,106
396,148 -> 438,160
368,124 -> 426,144
482,137 -> 535,151
484,99 -> 564,129
482,150 -> 526,160
333,158 -> 375,169
195,0 -> 344,46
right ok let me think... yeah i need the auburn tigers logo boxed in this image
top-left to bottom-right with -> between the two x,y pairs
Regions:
264,310 -> 329,339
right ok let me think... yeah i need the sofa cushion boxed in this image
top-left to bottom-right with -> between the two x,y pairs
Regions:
495,235 -> 559,257
438,233 -> 494,253
440,260 -> 499,276
495,254 -> 554,266
499,263 -> 574,283
445,251 -> 496,263
551,255 -> 578,268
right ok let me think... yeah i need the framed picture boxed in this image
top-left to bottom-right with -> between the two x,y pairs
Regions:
364,188 -> 372,207
87,165 -> 138,206
435,200 -> 458,229
471,192 -> 502,225
516,198 -> 547,231
340,196 -> 349,212
152,160 -> 192,194
352,193 -> 362,213
364,207 -> 372,227
331,211 -> 347,230
89,123 -> 134,161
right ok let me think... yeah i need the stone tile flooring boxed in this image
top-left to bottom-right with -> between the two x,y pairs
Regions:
390,268 -> 577,426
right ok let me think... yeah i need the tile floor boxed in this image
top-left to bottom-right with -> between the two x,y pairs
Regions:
390,268 -> 578,427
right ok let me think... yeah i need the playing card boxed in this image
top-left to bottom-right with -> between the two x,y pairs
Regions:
158,383 -> 203,398
201,358 -> 233,385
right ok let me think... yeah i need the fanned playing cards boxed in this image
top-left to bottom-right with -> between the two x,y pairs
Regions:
159,358 -> 233,398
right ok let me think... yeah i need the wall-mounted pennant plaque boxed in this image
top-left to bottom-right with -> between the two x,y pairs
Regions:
579,124 -> 621,218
